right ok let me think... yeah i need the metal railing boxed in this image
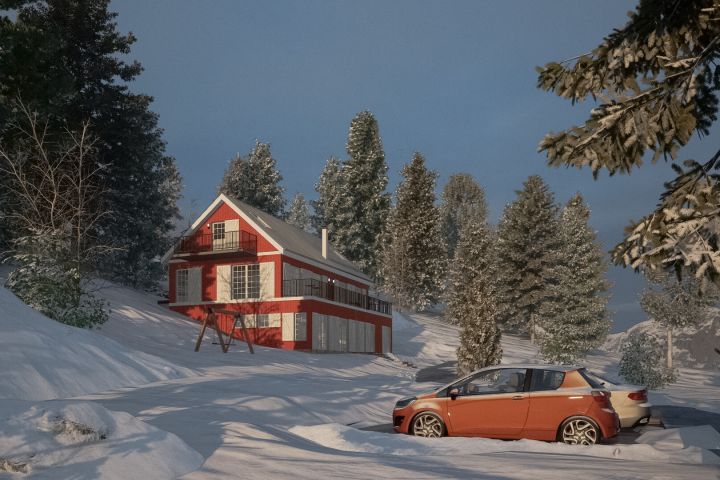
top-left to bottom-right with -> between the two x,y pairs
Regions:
282,278 -> 392,315
175,230 -> 258,255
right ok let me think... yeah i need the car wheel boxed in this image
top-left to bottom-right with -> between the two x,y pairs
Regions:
410,412 -> 445,438
559,416 -> 600,445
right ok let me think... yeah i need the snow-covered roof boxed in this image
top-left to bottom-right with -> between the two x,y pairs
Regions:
224,196 -> 371,282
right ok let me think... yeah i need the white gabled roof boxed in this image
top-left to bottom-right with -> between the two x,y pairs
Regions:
164,194 -> 372,284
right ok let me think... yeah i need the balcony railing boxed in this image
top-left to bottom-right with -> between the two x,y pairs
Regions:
175,230 -> 258,256
283,278 -> 392,315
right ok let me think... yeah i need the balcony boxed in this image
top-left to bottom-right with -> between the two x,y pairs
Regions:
174,230 -> 258,257
283,278 -> 392,315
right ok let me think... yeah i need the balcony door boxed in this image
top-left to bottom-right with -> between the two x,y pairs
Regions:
212,219 -> 239,251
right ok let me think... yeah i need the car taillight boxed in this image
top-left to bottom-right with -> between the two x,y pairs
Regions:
591,390 -> 612,407
628,390 -> 647,402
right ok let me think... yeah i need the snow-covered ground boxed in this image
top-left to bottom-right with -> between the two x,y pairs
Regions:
1,281 -> 719,479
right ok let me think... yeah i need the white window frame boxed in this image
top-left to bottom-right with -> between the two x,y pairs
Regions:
294,313 -> 307,341
176,269 -> 189,302
256,314 -> 270,328
231,264 -> 260,299
212,221 -> 225,241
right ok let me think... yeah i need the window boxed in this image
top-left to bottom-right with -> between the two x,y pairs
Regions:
176,269 -> 188,302
530,370 -> 565,391
449,368 -> 527,396
256,314 -> 270,328
212,222 -> 225,240
231,264 -> 260,299
294,313 -> 307,341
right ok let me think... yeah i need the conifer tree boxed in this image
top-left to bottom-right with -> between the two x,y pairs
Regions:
619,331 -> 676,389
0,0 -> 181,287
312,156 -> 345,234
381,153 -> 445,310
449,220 -> 503,375
496,175 -> 560,340
335,111 -> 390,278
287,193 -> 312,232
537,1 -> 720,288
539,193 -> 612,364
440,173 -> 488,260
218,141 -> 286,217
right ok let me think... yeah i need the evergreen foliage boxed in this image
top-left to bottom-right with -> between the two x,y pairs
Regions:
218,141 -> 286,217
537,0 -> 720,288
538,194 -> 612,364
640,270 -> 716,368
0,0 -> 181,287
287,193 -> 312,232
312,156 -> 344,234
449,220 -> 503,375
334,111 -> 391,278
380,153 -> 445,310
619,331 -> 676,389
440,173 -> 488,260
496,175 -> 561,337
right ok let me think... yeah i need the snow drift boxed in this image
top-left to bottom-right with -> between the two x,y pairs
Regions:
0,285 -> 192,401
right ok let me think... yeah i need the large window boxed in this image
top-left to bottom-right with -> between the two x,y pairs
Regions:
294,313 -> 307,341
176,269 -> 189,302
231,264 -> 260,299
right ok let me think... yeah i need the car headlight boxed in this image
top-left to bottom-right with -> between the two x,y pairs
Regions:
395,396 -> 417,409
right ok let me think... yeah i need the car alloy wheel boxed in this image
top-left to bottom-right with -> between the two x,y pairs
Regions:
560,417 -> 599,445
411,412 -> 445,438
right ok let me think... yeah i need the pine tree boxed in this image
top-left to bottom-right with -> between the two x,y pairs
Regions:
312,156 -> 345,234
381,153 -> 445,310
449,220 -> 503,375
334,111 -> 390,278
496,175 -> 561,340
287,193 -> 312,232
538,193 -> 612,364
0,0 -> 181,288
640,271 -> 716,369
218,141 -> 286,217
440,173 -> 488,260
619,331 -> 676,389
537,1 -> 720,288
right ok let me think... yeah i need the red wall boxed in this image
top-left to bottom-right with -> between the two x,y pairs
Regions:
195,202 -> 277,253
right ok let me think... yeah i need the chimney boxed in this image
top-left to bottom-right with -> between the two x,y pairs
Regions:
321,228 -> 328,259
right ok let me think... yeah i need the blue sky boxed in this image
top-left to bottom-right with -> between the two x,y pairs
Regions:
112,0 -> 718,332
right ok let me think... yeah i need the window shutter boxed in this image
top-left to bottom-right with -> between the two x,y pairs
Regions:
282,313 -> 294,341
188,267 -> 202,303
259,262 -> 275,298
217,265 -> 231,302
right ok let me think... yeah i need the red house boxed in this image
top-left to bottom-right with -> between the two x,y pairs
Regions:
162,194 -> 392,353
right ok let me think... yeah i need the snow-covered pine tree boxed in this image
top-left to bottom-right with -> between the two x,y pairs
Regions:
287,193 -> 312,232
496,175 -> 561,340
440,173 -> 488,260
619,331 -> 676,389
380,153 -> 445,311
449,220 -> 503,375
538,193 -> 612,364
334,111 -> 390,278
312,156 -> 345,234
640,271 -> 717,369
218,141 -> 286,217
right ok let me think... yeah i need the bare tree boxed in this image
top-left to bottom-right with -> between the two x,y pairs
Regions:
0,103 -> 114,327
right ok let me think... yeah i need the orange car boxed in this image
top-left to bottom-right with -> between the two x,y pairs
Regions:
393,364 -> 620,445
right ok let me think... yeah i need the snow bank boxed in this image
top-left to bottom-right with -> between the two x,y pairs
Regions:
637,425 -> 720,451
0,285 -> 192,401
289,423 -> 720,465
0,400 -> 203,479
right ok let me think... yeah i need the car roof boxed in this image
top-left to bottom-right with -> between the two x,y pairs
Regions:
435,364 -> 583,391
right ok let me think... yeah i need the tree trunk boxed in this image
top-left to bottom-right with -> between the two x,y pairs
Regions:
666,327 -> 673,369
530,314 -> 535,344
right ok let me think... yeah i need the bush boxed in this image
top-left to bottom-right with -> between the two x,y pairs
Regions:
619,331 -> 676,389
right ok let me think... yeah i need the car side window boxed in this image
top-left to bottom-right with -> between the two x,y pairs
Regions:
453,368 -> 527,396
529,369 -> 565,391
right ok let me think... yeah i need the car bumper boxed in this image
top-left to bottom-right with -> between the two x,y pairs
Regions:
618,403 -> 652,428
597,408 -> 621,440
392,407 -> 414,434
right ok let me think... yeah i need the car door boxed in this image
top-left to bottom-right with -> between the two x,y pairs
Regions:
524,368 -> 576,441
445,368 -> 530,438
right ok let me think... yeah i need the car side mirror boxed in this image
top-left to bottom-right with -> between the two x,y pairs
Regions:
449,388 -> 459,400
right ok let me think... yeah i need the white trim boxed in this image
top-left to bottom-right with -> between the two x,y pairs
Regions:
169,295 -> 392,319
219,194 -> 284,252
282,251 -> 371,286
